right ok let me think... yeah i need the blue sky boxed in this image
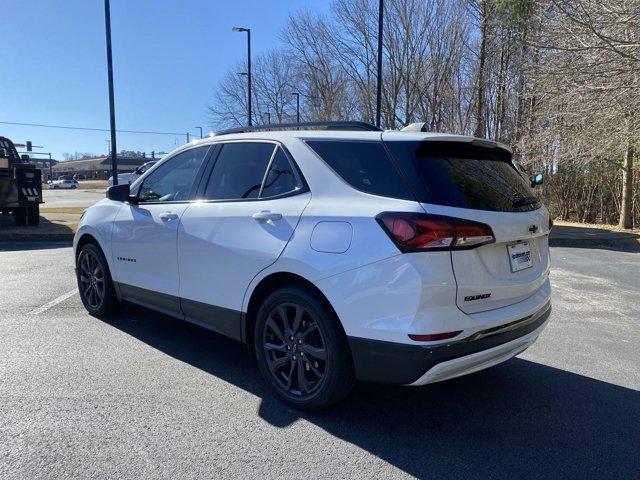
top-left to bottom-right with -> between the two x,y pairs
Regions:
1,0 -> 328,161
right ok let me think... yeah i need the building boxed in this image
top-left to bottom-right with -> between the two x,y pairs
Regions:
51,155 -> 153,180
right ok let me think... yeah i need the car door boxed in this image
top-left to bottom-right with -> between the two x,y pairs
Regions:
111,146 -> 210,315
177,141 -> 311,339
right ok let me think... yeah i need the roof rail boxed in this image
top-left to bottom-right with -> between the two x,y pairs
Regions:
212,121 -> 382,136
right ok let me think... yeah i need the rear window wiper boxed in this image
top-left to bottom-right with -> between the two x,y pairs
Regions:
513,196 -> 540,208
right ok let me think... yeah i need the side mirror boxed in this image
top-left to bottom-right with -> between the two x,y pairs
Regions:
530,172 -> 543,188
107,183 -> 136,203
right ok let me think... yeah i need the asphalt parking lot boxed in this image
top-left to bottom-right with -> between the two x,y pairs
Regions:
0,243 -> 638,479
43,186 -> 106,208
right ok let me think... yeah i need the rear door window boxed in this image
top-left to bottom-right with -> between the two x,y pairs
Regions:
385,141 -> 540,212
203,142 -> 276,200
306,140 -> 414,200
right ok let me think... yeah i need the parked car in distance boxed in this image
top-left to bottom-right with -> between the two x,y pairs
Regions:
107,161 -> 157,188
74,121 -> 552,410
49,179 -> 77,189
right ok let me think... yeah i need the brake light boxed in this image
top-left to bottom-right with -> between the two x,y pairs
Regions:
376,212 -> 495,252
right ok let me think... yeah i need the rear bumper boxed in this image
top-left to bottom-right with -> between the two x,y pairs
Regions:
348,301 -> 551,385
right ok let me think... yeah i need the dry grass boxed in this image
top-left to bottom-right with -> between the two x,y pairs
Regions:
78,181 -> 107,189
39,207 -> 86,215
553,219 -> 640,234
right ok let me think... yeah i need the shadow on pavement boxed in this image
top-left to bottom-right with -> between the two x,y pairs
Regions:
550,225 -> 640,253
102,304 -> 640,480
0,211 -> 74,247
0,240 -> 71,252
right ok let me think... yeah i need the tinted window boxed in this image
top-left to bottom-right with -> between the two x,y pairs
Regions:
260,148 -> 300,198
385,141 -> 540,212
306,140 -> 413,200
138,147 -> 208,202
204,142 -> 275,200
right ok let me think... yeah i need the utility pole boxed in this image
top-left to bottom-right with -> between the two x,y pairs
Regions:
186,132 -> 190,143
104,0 -> 118,185
292,92 -> 300,123
375,0 -> 384,128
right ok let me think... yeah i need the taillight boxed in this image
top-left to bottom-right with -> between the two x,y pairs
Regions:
376,212 -> 495,252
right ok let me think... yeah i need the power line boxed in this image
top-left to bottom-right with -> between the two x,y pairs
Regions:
0,121 -> 186,136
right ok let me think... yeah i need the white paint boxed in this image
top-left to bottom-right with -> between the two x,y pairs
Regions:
29,290 -> 78,315
310,221 -> 353,253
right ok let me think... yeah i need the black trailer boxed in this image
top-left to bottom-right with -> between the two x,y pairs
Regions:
0,136 -> 43,226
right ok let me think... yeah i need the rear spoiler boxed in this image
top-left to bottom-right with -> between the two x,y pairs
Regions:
400,123 -> 512,154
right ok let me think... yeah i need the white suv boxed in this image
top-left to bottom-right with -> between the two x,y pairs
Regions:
74,121 -> 552,410
107,160 -> 157,188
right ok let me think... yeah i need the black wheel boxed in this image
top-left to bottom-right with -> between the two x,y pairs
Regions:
76,242 -> 122,316
27,204 -> 39,225
254,286 -> 355,410
13,208 -> 26,226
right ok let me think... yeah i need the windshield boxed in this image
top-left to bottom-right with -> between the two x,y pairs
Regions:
385,141 -> 540,212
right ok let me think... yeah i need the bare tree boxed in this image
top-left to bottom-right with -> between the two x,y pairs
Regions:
206,0 -> 639,228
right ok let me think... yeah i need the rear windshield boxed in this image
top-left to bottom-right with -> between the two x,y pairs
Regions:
306,140 -> 414,200
385,141 -> 540,212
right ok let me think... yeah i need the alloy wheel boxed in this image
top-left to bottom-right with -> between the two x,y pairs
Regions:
262,302 -> 327,396
79,251 -> 105,309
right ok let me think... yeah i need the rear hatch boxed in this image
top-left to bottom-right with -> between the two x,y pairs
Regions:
384,133 -> 550,314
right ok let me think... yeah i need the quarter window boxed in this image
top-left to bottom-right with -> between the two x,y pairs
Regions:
203,142 -> 276,200
260,148 -> 300,198
138,147 -> 208,202
306,140 -> 414,200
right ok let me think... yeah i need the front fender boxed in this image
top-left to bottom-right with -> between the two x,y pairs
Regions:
73,199 -> 124,273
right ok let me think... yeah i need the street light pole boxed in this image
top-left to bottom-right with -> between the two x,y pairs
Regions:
233,26 -> 252,126
292,92 -> 300,123
375,0 -> 384,128
103,0 -> 118,185
195,126 -> 203,139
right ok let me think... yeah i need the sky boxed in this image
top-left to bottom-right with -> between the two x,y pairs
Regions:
1,0 -> 329,161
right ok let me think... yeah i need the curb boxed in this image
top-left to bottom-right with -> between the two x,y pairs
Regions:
0,233 -> 74,243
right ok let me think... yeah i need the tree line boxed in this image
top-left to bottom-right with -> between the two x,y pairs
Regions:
208,0 -> 639,229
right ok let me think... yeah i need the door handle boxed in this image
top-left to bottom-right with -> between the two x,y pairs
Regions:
159,212 -> 179,221
252,210 -> 282,222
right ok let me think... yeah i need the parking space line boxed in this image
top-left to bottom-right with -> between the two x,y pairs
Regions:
29,289 -> 78,315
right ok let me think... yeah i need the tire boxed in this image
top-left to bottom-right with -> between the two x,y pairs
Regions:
76,242 -> 123,316
13,208 -> 26,226
254,286 -> 355,410
27,204 -> 39,225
